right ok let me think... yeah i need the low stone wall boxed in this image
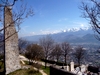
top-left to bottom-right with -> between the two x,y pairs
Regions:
50,66 -> 76,75
88,66 -> 99,73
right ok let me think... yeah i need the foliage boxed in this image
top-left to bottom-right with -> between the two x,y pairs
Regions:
25,44 -> 44,64
0,61 -> 4,72
0,52 -> 4,72
0,52 -> 4,60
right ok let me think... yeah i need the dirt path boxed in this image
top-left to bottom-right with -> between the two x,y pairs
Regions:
34,67 -> 47,75
20,55 -> 48,75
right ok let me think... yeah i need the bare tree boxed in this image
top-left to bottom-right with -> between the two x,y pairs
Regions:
0,0 -> 33,74
51,43 -> 62,63
80,0 -> 100,40
73,46 -> 85,66
0,0 -> 33,73
25,44 -> 44,64
39,35 -> 54,68
61,42 -> 71,64
0,0 -> 34,46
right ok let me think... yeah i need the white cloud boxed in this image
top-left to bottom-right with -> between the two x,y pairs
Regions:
40,30 -> 51,34
21,26 -> 30,32
58,18 -> 68,22
19,30 -> 61,37
30,32 -> 35,35
19,25 -> 36,37
72,21 -> 88,28
52,30 -> 61,34
40,29 -> 61,34
19,31 -> 36,37
80,24 -> 84,27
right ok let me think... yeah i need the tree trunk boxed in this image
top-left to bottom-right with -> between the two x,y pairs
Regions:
29,59 -> 32,65
45,62 -> 47,68
78,59 -> 80,66
45,57 -> 47,68
65,55 -> 66,64
57,56 -> 59,63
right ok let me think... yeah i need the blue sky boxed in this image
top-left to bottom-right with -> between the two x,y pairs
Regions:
18,0 -> 89,37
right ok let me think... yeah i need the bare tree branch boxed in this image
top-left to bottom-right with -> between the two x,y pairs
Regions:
0,0 -> 34,42
80,0 -> 100,40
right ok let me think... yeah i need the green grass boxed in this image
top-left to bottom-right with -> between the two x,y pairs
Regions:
7,68 -> 42,75
0,61 -> 4,72
41,66 -> 50,75
6,62 -> 50,75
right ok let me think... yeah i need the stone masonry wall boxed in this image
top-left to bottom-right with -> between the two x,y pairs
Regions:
4,6 -> 21,74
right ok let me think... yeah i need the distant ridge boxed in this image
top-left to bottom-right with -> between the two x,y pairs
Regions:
23,28 -> 100,46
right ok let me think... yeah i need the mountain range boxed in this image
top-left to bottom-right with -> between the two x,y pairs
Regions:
23,28 -> 100,46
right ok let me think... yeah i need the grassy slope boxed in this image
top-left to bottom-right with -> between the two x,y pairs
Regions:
7,68 -> 42,75
24,60 -> 50,75
41,66 -> 50,75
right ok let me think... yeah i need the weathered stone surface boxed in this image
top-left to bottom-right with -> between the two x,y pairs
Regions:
4,6 -> 21,74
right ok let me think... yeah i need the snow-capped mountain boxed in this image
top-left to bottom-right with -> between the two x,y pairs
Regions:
61,27 -> 90,32
23,28 -> 100,46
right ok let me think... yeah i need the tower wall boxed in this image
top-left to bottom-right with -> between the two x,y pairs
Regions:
4,6 -> 21,74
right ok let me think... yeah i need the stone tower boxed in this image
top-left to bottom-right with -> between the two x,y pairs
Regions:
4,6 -> 21,74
